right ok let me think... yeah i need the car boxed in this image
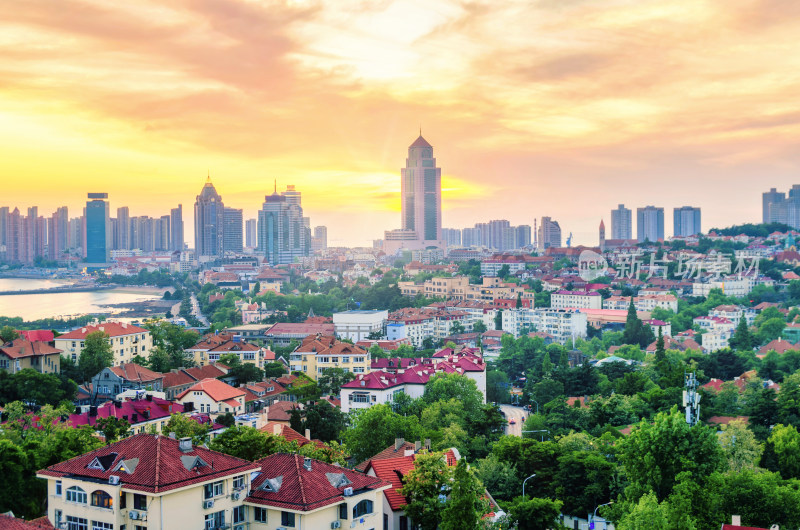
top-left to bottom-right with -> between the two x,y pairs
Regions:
509,418 -> 516,425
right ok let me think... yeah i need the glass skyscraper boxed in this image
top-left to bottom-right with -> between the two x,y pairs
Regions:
85,193 -> 110,264
194,178 -> 224,257
258,185 -> 309,265
401,135 -> 442,245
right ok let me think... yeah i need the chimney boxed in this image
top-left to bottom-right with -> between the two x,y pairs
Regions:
179,437 -> 193,452
169,432 -> 177,439
394,437 -> 405,450
415,440 -> 422,452
731,516 -> 741,526
424,438 -> 431,450
305,428 -> 311,440
303,457 -> 312,471
273,424 -> 281,436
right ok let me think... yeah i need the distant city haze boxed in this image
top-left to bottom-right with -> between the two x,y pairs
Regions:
2,2 -> 798,246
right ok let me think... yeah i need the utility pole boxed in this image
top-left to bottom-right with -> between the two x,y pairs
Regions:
683,371 -> 701,426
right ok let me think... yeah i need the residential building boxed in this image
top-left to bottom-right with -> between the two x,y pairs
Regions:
611,204 -> 632,240
333,310 -> 389,342
551,290 -> 602,310
0,338 -> 61,374
312,225 -> 328,251
603,294 -> 679,312
194,177 -> 225,257
538,216 -> 561,249
245,218 -> 258,248
763,187 -> 788,224
85,192 -> 111,264
177,377 -> 246,415
69,397 -> 186,435
223,207 -> 243,253
170,204 -> 184,251
442,227 -> 462,247
692,276 -> 754,298
289,335 -> 371,377
263,322 -> 336,346
49,206 -> 69,260
258,184 -> 310,265
502,308 -> 588,342
91,363 -> 164,397
480,254 -> 533,276
673,206 -> 702,237
36,434 -> 260,530
709,305 -> 755,327
637,205 -> 664,242
245,453 -> 390,530
55,322 -> 152,366
162,363 -> 231,400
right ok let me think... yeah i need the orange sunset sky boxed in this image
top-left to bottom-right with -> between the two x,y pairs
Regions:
2,0 -> 800,247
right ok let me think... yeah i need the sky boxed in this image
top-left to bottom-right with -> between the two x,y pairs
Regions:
2,0 -> 800,247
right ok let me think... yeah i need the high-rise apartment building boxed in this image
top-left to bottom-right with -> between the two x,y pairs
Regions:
85,193 -> 110,263
538,217 -> 562,249
223,207 -> 243,253
442,228 -> 462,247
258,185 -> 310,264
194,177 -> 225,257
116,206 -> 130,250
398,134 -> 443,248
637,206 -> 665,242
245,218 -> 258,249
170,204 -> 184,251
673,206 -> 702,237
461,227 -> 482,247
157,215 -> 171,251
763,187 -> 787,224
48,206 -> 68,260
611,204 -> 632,240
312,225 -> 328,251
516,225 -> 532,248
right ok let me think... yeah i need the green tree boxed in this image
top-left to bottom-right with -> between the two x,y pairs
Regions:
473,321 -> 487,334
729,318 -> 754,352
217,412 -> 236,428
758,317 -> 786,344
622,299 -> 654,348
399,451 -> 453,530
494,309 -> 503,331
78,331 -> 114,382
486,370 -> 511,404
617,491 -> 670,530
218,353 -> 242,367
763,423 -> 800,479
555,450 -> 615,516
229,363 -> 264,385
777,372 -> 800,424
262,362 -> 286,378
341,404 -> 424,463
618,408 -> 723,501
147,346 -> 172,373
317,367 -> 355,396
422,373 -> 483,418
0,325 -> 19,343
302,400 -> 347,443
163,413 -> 211,444
208,425 -> 288,461
440,458 -> 484,530
507,497 -> 563,530
717,419 -> 762,473
449,321 -> 465,335
95,416 -> 131,443
0,439 -> 30,516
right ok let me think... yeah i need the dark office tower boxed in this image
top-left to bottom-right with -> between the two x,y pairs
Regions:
673,206 -> 702,237
170,204 -> 184,251
86,193 -> 110,264
223,207 -> 243,253
49,206 -> 69,260
194,177 -> 224,257
245,218 -> 258,249
116,207 -> 130,250
258,184 -> 309,265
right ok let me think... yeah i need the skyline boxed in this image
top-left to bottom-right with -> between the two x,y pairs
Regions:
2,1 -> 800,246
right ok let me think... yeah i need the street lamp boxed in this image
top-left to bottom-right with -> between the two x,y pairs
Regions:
522,473 -> 536,499
590,501 -> 614,529
530,398 -> 539,415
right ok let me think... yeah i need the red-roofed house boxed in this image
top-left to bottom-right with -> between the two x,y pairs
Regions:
17,329 -> 55,342
0,338 -> 61,374
55,322 -> 152,366
177,378 -> 246,416
0,514 -> 53,528
758,338 -> 800,355
69,396 -> 185,435
91,363 -> 164,398
36,433 -> 260,529
245,453 -> 391,528
264,323 -> 336,346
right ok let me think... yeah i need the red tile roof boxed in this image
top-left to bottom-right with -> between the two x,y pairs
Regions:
37,434 -> 259,494
0,338 -> 61,359
177,378 -> 244,402
246,453 -> 389,512
58,322 -> 148,339
266,323 -> 335,336
109,363 -> 163,383
759,338 -> 800,354
259,422 -> 314,446
69,397 -> 184,428
355,441 -> 416,472
365,455 -> 416,510
0,515 -> 53,528
17,330 -> 55,342
267,401 -> 303,422
721,525 -> 769,530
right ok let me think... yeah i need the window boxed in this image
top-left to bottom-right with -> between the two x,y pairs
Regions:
233,505 -> 245,524
233,475 -> 245,490
133,493 -> 147,511
55,480 -> 62,496
254,507 -> 267,523
120,492 -> 127,509
353,499 -> 374,518
281,512 -> 296,527
54,510 -> 62,528
91,490 -> 113,509
66,486 -> 87,504
339,503 -> 348,519
204,511 -> 225,530
66,516 -> 88,530
92,523 -> 114,530
204,481 -> 223,499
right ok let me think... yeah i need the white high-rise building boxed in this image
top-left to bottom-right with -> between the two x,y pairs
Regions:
611,204 -> 632,240
673,206 -> 701,237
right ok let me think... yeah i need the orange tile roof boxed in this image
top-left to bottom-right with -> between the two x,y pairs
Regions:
177,378 -> 245,402
58,322 -> 147,339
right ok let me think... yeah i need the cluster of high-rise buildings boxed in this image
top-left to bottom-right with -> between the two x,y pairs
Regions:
763,186 -> 800,228
0,195 -> 184,265
194,178 -> 324,265
606,204 -> 701,243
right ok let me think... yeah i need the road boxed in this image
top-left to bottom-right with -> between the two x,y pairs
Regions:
190,293 -> 210,326
500,404 -> 527,437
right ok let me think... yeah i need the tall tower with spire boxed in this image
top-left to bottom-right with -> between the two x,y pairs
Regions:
194,176 -> 225,257
401,133 -> 443,246
599,219 -> 606,251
